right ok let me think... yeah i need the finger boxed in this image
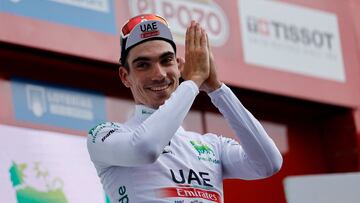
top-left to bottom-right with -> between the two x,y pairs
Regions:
187,21 -> 196,49
205,31 -> 212,54
206,31 -> 210,50
194,23 -> 202,48
185,24 -> 190,51
185,21 -> 193,49
205,32 -> 214,61
200,28 -> 207,48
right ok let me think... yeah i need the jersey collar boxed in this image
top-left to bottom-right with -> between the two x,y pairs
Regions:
134,105 -> 156,121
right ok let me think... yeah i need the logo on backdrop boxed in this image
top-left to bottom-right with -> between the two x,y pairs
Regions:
8,0 -> 110,12
129,0 -> 230,46
0,125 -> 109,203
245,16 -> 334,51
26,85 -> 47,117
48,0 -> 110,13
25,84 -> 94,120
238,0 -> 345,82
0,0 -> 116,34
11,79 -> 106,131
9,161 -> 67,203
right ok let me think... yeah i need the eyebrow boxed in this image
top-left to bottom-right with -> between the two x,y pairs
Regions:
159,51 -> 175,60
131,51 -> 175,65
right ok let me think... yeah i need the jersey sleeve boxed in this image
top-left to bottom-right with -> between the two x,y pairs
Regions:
87,80 -> 199,167
208,84 -> 283,180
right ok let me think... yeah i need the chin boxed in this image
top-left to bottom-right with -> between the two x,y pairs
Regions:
150,98 -> 167,109
155,100 -> 166,108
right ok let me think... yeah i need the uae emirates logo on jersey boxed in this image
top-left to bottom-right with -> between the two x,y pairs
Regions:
189,141 -> 220,164
158,185 -> 222,203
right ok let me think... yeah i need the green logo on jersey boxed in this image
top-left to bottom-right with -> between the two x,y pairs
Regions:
190,141 -> 215,156
141,109 -> 153,115
89,122 -> 122,143
189,141 -> 220,164
9,161 -> 68,203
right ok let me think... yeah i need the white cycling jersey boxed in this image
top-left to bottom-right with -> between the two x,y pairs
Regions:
87,80 -> 282,203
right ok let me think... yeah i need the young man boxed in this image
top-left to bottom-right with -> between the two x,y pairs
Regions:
87,14 -> 282,203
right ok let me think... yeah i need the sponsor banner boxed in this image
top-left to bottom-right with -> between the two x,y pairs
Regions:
10,78 -> 106,131
0,0 -> 116,34
128,0 -> 230,46
238,0 -> 345,82
0,0 -> 359,107
0,124 -> 106,203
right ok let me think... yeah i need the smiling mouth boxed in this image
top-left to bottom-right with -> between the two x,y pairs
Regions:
148,84 -> 171,92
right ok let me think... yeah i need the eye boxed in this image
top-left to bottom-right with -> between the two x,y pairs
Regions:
161,56 -> 175,66
135,62 -> 150,69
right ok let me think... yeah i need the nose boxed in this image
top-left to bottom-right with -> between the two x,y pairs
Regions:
151,63 -> 166,81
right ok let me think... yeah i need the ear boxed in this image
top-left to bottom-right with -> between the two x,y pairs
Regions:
119,66 -> 131,88
176,57 -> 185,72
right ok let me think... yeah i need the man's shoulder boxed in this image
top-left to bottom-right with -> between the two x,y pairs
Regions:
87,121 -> 130,145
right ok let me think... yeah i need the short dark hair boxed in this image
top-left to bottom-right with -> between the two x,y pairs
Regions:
122,59 -> 130,71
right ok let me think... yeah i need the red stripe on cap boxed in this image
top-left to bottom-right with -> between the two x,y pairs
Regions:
141,30 -> 160,38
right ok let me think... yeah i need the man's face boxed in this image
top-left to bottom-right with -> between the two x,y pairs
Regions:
119,40 -> 181,109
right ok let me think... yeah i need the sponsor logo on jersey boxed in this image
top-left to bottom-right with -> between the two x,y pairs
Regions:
190,141 -> 215,156
170,169 -> 213,187
89,122 -> 107,143
159,185 -> 221,203
101,129 -> 117,142
190,200 -> 204,203
189,141 -> 220,164
168,169 -> 221,201
118,185 -> 129,203
162,141 -> 174,155
141,109 -> 153,115
88,122 -> 121,143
